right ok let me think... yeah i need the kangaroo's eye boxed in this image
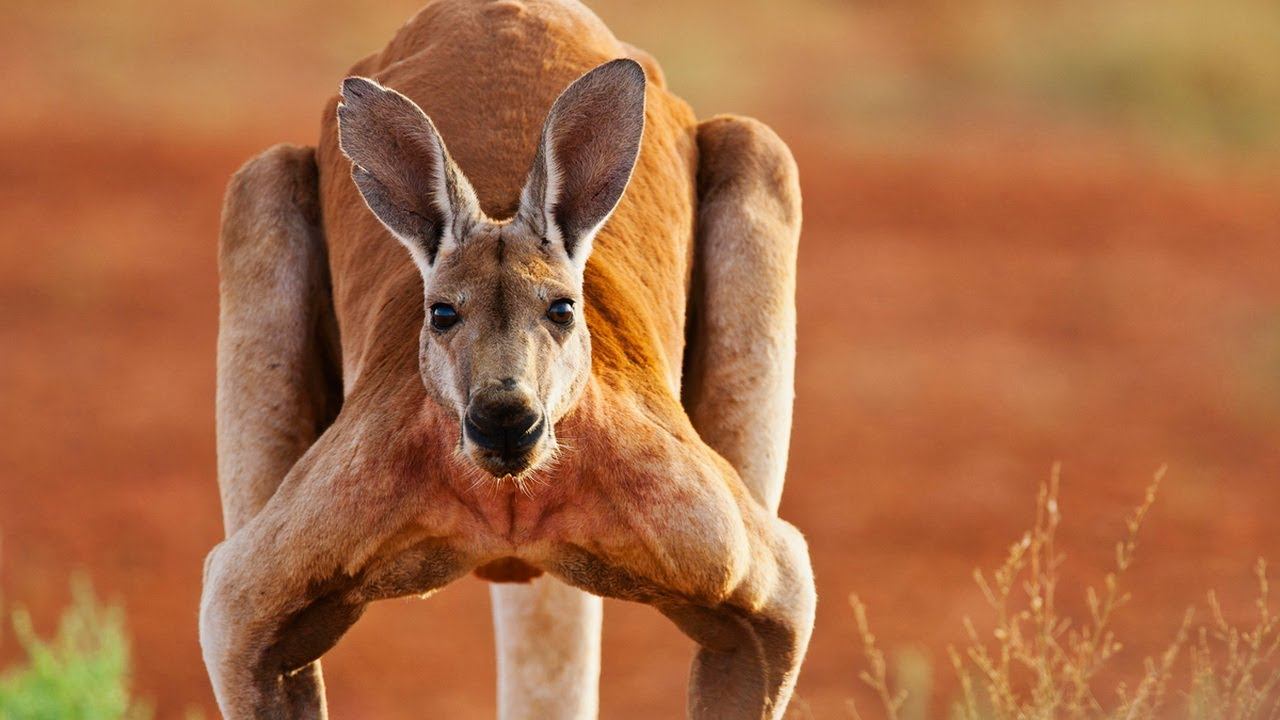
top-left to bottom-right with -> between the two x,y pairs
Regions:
547,299 -> 575,326
429,303 -> 460,331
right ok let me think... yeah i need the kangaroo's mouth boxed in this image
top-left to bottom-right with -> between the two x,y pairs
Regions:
473,447 -> 540,478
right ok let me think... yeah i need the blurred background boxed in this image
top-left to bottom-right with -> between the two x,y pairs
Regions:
2,0 -> 1279,716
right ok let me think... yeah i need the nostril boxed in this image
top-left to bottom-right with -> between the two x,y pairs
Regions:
500,409 -> 542,452
500,377 -> 517,390
463,412 -> 499,450
510,408 -> 539,436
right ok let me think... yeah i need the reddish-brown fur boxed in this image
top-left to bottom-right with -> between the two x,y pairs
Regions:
201,2 -> 812,718
318,1 -> 696,389
313,0 -> 703,579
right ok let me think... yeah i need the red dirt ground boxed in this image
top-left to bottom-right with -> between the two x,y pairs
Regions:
2,121 -> 1279,718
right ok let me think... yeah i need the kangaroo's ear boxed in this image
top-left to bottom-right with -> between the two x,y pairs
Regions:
519,59 -> 646,270
337,76 -> 482,270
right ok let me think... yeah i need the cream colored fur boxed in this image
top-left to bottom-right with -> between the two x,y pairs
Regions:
491,578 -> 602,719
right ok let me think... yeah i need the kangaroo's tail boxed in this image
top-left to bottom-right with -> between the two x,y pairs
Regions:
491,577 -> 602,719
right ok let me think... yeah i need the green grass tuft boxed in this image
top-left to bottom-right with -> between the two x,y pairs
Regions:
0,576 -> 151,720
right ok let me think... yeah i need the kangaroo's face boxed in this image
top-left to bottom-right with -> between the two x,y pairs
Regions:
414,225 -> 590,477
337,59 -> 646,478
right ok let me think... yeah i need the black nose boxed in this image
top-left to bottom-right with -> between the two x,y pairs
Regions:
464,401 -> 543,457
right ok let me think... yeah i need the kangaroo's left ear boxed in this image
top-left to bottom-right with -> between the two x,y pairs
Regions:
518,58 -> 646,270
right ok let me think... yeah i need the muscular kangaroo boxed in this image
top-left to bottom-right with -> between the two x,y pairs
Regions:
200,1 -> 811,718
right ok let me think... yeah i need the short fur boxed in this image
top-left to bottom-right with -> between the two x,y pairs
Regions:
200,1 -> 812,718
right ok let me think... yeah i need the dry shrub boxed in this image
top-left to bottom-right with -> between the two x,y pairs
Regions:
1189,562 -> 1280,720
850,466 -> 1280,720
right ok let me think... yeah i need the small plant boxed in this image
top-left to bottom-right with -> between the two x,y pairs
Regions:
0,576 -> 150,720
1189,560 -> 1280,720
851,466 -> 1280,720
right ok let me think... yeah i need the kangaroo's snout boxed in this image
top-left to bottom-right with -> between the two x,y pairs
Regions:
465,402 -> 543,453
464,383 -> 545,475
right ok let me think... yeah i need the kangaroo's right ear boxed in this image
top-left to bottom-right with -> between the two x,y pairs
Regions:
337,77 -> 483,270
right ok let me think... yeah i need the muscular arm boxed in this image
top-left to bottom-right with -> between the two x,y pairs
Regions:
212,144 -> 345,715
679,117 -> 811,717
549,386 -> 815,720
201,396 -> 474,719
207,146 -> 471,719
564,115 -> 810,718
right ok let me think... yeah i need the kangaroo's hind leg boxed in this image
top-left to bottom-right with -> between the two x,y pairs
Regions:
683,115 -> 802,513
214,144 -> 342,716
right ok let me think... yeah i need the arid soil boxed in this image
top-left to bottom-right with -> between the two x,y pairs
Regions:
2,119 -> 1279,718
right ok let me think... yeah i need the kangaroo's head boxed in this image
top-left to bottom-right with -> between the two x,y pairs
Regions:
337,59 -> 646,479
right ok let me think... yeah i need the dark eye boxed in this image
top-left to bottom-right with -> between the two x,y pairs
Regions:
429,303 -> 460,331
546,299 -> 575,326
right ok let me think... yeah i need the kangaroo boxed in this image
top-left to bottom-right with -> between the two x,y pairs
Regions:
199,1 -> 813,718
